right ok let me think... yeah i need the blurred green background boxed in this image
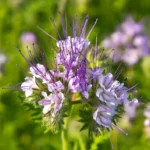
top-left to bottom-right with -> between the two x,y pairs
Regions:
1,0 -> 150,149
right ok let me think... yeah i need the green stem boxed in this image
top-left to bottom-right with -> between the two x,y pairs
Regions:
61,105 -> 73,150
61,125 -> 68,150
78,134 -> 86,150
90,135 -> 108,150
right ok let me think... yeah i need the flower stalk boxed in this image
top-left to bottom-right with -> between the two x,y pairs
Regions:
61,120 -> 69,150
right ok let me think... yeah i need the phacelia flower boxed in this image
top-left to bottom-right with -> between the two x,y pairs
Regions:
38,91 -> 64,116
17,15 -> 139,135
124,98 -> 139,122
21,77 -> 39,97
102,17 -> 150,65
20,32 -> 37,44
93,72 -> 136,129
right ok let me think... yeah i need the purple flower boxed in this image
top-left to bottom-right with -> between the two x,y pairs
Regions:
102,16 -> 150,65
96,89 -> 120,107
77,58 -> 92,98
121,17 -> 143,36
98,73 -> 129,104
38,92 -> 54,114
54,16 -> 93,82
30,64 -> 46,77
20,32 -> 36,44
18,14 -> 139,135
21,77 -> 39,97
93,104 -> 115,128
57,36 -> 90,54
68,76 -> 80,92
48,81 -> 64,92
19,16 -> 96,120
38,92 -> 64,115
93,72 -> 134,128
30,64 -> 52,83
124,98 -> 139,120
122,49 -> 139,65
87,67 -> 103,81
56,37 -> 90,74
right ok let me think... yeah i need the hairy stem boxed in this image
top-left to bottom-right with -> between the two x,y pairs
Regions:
61,104 -> 73,150
61,124 -> 68,150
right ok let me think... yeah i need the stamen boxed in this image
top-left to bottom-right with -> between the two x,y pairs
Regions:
59,12 -> 68,38
42,50 -> 55,69
72,17 -> 76,37
32,43 -> 41,62
50,18 -> 62,40
114,64 -> 127,80
16,64 -> 28,76
16,48 -> 32,66
106,130 -> 114,149
112,124 -> 128,136
113,61 -> 123,78
87,18 -> 98,39
36,26 -> 57,41
2,83 -> 22,91
126,83 -> 138,92
80,15 -> 89,38
28,50 -> 36,66
65,10 -> 68,37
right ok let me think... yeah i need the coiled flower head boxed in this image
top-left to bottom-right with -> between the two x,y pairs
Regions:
17,15 -> 139,135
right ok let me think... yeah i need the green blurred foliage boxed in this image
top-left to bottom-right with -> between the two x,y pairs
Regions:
1,0 -> 150,149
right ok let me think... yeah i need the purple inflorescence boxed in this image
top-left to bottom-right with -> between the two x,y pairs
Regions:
20,32 -> 37,44
93,71 -> 138,128
102,17 -> 150,65
20,15 -> 139,133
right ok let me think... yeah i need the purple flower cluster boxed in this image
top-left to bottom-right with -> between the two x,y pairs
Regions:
20,32 -> 37,44
21,63 -> 65,118
21,16 -> 92,122
20,15 -> 139,133
92,72 -> 138,128
124,98 -> 139,122
102,17 -> 150,65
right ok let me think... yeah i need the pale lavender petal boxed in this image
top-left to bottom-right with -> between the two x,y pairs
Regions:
38,100 -> 51,106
